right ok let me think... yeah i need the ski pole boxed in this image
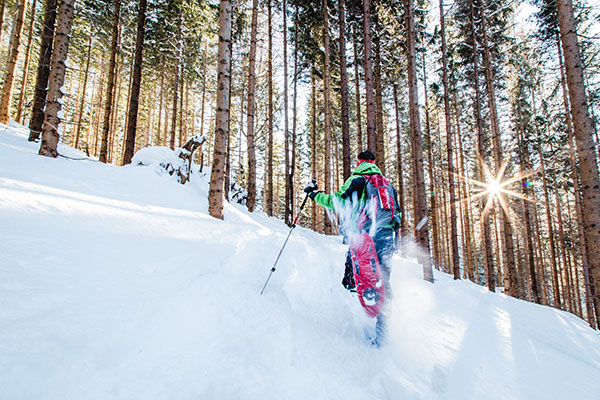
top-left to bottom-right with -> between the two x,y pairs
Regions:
260,179 -> 318,295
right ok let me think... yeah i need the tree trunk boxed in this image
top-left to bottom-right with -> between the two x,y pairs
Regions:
28,0 -> 56,141
74,35 -> 92,150
122,0 -> 146,165
393,84 -> 407,236
352,25 -> 363,153
99,0 -> 121,163
322,0 -> 332,234
38,0 -> 74,157
311,72 -> 317,231
362,0 -> 376,151
16,0 -> 37,123
208,0 -> 232,220
479,3 -> 518,296
556,1 -> 600,326
373,20 -> 385,172
0,0 -> 27,123
245,0 -> 258,212
537,130 -> 562,307
558,34 -> 597,327
439,0 -> 460,280
406,0 -> 432,282
0,0 -> 6,43
283,0 -> 291,225
338,0 -> 351,180
170,16 -> 182,150
265,0 -> 274,216
516,114 -> 541,303
470,0 -> 494,292
454,95 -> 476,281
290,3 -> 299,222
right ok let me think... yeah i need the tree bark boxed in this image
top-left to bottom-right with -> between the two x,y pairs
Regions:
557,33 -> 596,327
28,0 -> 56,141
38,0 -> 74,157
406,0 -> 432,282
99,0 -> 121,163
122,0 -> 147,165
208,0 -> 232,220
245,0 -> 258,212
265,0 -> 274,216
556,0 -> 600,326
0,0 -> 27,123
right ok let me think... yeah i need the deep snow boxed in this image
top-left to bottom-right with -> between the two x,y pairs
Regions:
1,123 -> 599,400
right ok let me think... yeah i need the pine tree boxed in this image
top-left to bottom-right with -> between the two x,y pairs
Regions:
0,0 -> 27,123
39,0 -> 75,157
122,0 -> 147,165
208,0 -> 232,219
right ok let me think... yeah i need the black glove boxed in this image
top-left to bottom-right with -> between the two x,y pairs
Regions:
304,184 -> 317,194
308,190 -> 322,200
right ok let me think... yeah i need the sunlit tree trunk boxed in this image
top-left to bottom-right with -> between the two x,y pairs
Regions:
0,0 -> 27,124
122,0 -> 147,165
556,0 -> 600,325
373,18 -> 385,172
208,0 -> 232,219
38,0 -> 74,157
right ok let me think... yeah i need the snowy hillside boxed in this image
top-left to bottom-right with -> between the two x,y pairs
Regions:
1,123 -> 599,400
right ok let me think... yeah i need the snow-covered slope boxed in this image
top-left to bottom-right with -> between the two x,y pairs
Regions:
1,123 -> 599,400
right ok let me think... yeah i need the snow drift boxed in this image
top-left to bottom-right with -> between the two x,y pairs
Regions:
1,123 -> 599,400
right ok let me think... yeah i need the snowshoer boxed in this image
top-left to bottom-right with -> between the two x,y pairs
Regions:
306,150 -> 400,346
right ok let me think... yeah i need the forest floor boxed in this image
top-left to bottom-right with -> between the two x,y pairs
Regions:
1,122 -> 600,400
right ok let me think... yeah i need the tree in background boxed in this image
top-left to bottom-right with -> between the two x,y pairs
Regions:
0,0 -> 27,124
39,0 -> 75,157
208,0 -> 232,219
